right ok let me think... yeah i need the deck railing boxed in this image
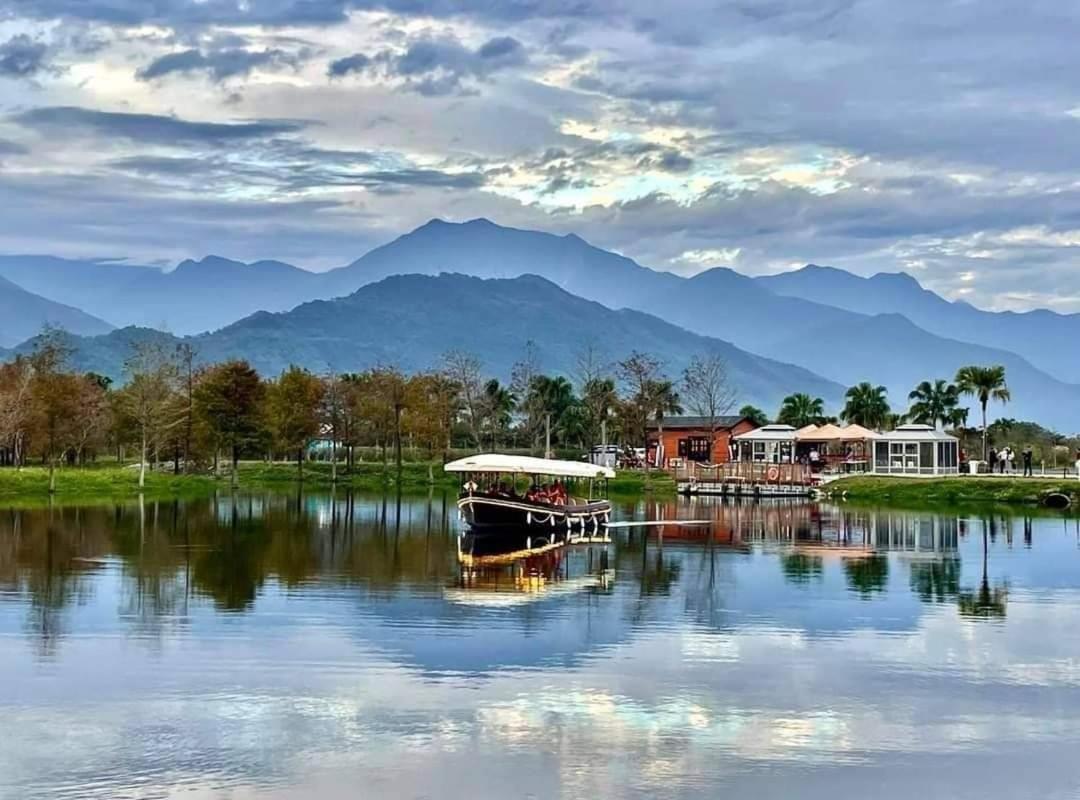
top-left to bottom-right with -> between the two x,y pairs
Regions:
672,461 -> 815,486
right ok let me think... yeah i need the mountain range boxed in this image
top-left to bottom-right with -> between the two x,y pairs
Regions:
1,218 -> 1078,430
10,273 -> 844,413
0,274 -> 113,347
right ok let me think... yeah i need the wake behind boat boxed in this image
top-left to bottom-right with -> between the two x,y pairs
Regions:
445,453 -> 615,536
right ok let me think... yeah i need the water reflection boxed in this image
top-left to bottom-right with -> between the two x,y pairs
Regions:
1,494 -> 1079,798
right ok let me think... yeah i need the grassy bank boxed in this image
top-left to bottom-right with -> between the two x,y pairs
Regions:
0,466 -> 219,503
0,462 -> 677,503
822,475 -> 1080,508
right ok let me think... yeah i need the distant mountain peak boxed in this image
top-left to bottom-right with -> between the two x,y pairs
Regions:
869,270 -> 923,288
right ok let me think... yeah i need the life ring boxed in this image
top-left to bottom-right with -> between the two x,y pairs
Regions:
766,465 -> 780,482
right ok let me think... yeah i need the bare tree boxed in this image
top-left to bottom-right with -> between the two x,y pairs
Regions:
442,349 -> 484,447
28,331 -> 79,492
71,375 -> 111,465
119,341 -> 182,489
176,343 -> 198,472
319,372 -> 348,484
682,353 -> 738,462
573,340 -> 610,389
0,356 -> 34,467
616,351 -> 663,471
510,340 -> 542,449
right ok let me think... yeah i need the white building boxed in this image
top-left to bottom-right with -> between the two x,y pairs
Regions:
870,424 -> 960,476
732,424 -> 798,463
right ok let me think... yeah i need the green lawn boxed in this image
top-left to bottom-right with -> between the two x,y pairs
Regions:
0,465 -> 219,504
0,462 -> 677,504
823,475 -> 1080,508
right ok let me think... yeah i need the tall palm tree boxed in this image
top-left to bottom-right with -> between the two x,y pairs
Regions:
885,411 -> 908,430
739,404 -> 769,427
581,377 -> 618,448
528,375 -> 576,454
840,382 -> 890,429
945,406 -> 969,430
777,393 -> 825,428
955,365 -> 1010,461
482,379 -> 515,450
907,379 -> 960,429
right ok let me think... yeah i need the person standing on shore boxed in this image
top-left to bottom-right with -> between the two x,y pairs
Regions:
1022,446 -> 1033,477
988,446 -> 997,475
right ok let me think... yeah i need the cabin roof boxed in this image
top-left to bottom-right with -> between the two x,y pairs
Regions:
444,453 -> 616,479
733,424 -> 799,441
647,415 -> 748,431
876,424 -> 959,442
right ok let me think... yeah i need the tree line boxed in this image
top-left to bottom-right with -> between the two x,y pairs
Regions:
760,365 -> 1012,460
0,332 -> 742,487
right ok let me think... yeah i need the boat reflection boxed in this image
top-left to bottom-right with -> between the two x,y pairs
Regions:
451,530 -> 614,607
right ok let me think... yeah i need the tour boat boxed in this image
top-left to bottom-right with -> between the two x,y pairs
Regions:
444,453 -> 615,536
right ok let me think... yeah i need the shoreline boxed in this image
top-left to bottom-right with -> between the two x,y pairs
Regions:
821,474 -> 1080,508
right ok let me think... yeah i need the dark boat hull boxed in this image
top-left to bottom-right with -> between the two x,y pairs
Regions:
458,495 -> 611,534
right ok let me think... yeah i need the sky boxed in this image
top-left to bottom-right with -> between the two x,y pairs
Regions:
0,0 -> 1078,312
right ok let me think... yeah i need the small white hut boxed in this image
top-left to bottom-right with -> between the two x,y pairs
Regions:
732,424 -> 797,463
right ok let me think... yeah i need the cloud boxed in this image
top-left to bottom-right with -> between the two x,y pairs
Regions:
5,0 -> 1080,311
349,168 -> 486,189
0,0 -> 353,28
371,34 -> 527,95
0,139 -> 28,156
327,52 -> 371,78
137,47 -> 307,82
11,106 -> 306,145
0,34 -> 48,78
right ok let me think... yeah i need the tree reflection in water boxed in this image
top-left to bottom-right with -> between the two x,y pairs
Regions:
781,552 -> 824,585
0,491 -> 461,643
0,495 -> 1036,656
958,523 -> 1008,620
843,554 -> 889,598
909,557 -> 962,603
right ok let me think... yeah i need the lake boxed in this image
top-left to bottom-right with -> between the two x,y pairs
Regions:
2,491 -> 1080,799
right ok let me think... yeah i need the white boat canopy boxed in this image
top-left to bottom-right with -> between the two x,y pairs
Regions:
444,453 -> 615,479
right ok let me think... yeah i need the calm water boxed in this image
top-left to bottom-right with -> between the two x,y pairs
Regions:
2,492 -> 1080,799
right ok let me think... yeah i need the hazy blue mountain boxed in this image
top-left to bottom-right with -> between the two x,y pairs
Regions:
757,264 -> 1080,381
0,274 -> 114,347
7,219 -> 1080,427
12,273 -> 844,413
0,254 -> 322,335
764,312 -> 1080,432
323,218 -> 681,309
325,219 -> 862,354
651,267 -> 862,350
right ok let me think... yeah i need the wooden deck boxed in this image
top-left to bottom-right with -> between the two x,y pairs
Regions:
673,461 -> 817,498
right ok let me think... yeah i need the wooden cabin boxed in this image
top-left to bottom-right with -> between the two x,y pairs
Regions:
646,415 -> 755,467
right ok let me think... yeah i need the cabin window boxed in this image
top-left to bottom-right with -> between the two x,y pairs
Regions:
686,436 -> 712,462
